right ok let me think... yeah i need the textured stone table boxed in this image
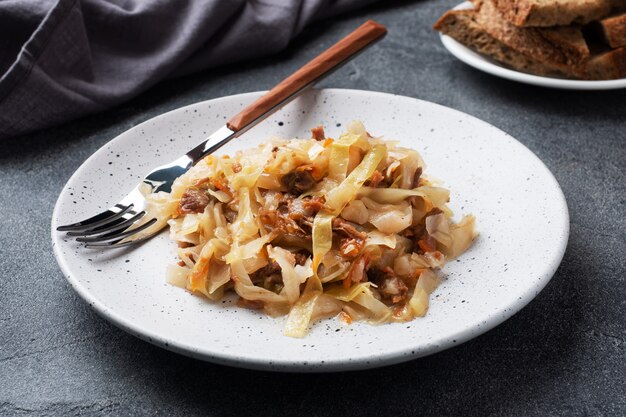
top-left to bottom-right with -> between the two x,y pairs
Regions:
1,1 -> 624,415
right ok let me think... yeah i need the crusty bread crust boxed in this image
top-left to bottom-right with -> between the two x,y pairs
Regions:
433,6 -> 575,77
493,0 -> 614,27
476,0 -> 589,75
587,47 -> 626,78
598,13 -> 626,48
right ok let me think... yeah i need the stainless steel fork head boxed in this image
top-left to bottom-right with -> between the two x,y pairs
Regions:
56,127 -> 238,248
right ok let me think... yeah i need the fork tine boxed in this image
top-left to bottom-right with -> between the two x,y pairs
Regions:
76,217 -> 157,244
65,211 -> 146,237
84,233 -> 155,249
56,204 -> 135,232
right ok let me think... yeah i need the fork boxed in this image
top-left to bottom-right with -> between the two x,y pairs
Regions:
57,20 -> 387,248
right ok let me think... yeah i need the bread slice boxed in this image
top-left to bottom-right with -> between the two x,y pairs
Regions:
433,7 -> 571,77
434,1 -> 626,79
595,12 -> 626,47
474,0 -> 590,75
492,0 -> 617,27
587,46 -> 626,78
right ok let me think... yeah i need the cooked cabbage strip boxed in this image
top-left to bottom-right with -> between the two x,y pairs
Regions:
312,211 -> 334,276
325,144 -> 386,213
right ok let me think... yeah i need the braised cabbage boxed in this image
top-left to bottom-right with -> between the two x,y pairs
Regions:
148,122 -> 478,337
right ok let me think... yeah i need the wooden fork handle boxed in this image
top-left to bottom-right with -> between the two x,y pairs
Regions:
226,20 -> 387,132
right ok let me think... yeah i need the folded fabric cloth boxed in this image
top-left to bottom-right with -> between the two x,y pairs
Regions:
0,0 -> 377,139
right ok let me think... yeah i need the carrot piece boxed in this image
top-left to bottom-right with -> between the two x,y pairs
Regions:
414,268 -> 427,276
339,311 -> 353,324
418,239 -> 435,253
343,275 -> 352,289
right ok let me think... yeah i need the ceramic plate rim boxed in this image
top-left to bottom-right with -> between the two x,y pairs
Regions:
51,88 -> 569,372
439,1 -> 626,90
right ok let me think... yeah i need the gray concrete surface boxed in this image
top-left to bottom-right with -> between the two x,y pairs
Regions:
1,1 -> 625,415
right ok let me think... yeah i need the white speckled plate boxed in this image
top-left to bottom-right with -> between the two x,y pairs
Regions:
439,2 -> 626,90
52,89 -> 569,372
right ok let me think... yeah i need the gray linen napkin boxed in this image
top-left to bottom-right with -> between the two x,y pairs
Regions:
0,0 -> 377,139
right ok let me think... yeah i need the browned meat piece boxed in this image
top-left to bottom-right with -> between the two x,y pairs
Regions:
258,194 -> 325,251
259,206 -> 309,241
344,255 -> 369,287
294,250 -> 311,266
285,198 -> 306,221
250,259 -> 283,291
302,196 -> 325,213
426,207 -> 443,217
232,162 -> 242,173
249,253 -> 312,291
366,267 -> 384,283
282,170 -> 316,195
287,196 -> 325,222
272,234 -> 313,252
258,207 -> 277,229
368,267 -> 408,304
223,207 -> 237,223
380,278 -> 408,304
402,223 -> 436,254
179,188 -> 210,214
402,223 -> 423,239
258,259 -> 281,277
311,125 -> 326,140
411,166 -> 423,188
333,217 -> 367,240
279,200 -> 308,231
